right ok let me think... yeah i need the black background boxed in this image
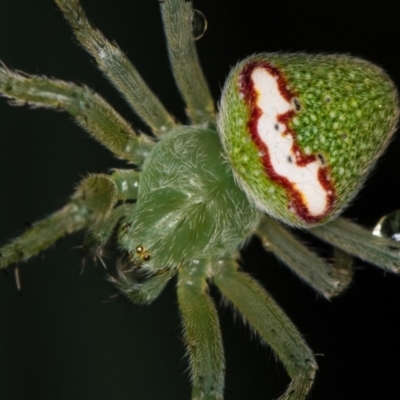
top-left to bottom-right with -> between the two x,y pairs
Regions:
1,1 -> 400,399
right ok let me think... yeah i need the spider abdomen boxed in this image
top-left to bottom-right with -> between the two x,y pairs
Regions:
119,127 -> 259,270
218,53 -> 399,227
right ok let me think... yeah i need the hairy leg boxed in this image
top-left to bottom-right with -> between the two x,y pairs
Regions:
0,66 -> 153,163
161,0 -> 215,126
177,259 -> 224,400
212,256 -> 317,400
0,174 -> 118,270
55,0 -> 176,135
310,217 -> 400,273
256,215 -> 353,298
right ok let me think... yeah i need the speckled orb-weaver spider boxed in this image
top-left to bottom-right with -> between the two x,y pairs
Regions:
1,1 -> 400,399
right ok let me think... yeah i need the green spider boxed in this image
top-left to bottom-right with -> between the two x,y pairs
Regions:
0,1 -> 400,399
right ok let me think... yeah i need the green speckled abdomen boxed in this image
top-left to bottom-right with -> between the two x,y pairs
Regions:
218,53 -> 399,227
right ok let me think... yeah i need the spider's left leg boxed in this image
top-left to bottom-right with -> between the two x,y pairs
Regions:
55,0 -> 176,135
310,217 -> 400,273
0,174 -> 120,270
177,259 -> 224,400
256,215 -> 353,299
212,256 -> 317,400
160,0 -> 215,126
0,66 -> 153,164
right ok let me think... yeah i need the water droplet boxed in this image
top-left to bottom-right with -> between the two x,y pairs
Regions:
191,10 -> 207,40
373,210 -> 400,241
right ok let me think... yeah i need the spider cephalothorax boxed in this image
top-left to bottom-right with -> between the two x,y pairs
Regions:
1,1 -> 400,399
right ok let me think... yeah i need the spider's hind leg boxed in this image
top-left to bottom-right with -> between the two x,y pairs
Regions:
55,0 -> 176,135
310,217 -> 400,273
161,0 -> 215,126
256,215 -> 353,299
0,65 -> 153,164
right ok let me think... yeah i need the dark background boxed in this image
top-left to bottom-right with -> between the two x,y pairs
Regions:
1,1 -> 400,399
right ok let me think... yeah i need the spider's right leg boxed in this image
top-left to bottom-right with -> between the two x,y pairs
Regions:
0,66 -> 153,164
0,172 -> 136,271
310,217 -> 400,273
256,215 -> 353,299
55,0 -> 176,135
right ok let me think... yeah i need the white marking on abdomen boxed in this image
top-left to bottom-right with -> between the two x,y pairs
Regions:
252,67 -> 328,216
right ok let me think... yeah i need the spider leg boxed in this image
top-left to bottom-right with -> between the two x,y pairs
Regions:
212,256 -> 317,400
111,169 -> 140,201
160,0 -> 216,126
55,0 -> 176,135
310,217 -> 400,273
0,65 -> 153,164
177,259 -> 224,400
0,174 -> 119,271
256,215 -> 353,299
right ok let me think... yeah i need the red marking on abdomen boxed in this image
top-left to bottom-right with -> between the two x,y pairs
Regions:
239,61 -> 336,224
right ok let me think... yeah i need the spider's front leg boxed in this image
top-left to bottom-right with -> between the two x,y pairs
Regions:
118,257 -> 226,399
212,257 -> 317,400
0,174 -> 113,270
0,168 -> 141,271
177,259 -> 224,400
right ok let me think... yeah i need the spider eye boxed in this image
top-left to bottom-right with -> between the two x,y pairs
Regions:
142,253 -> 151,262
135,246 -> 151,262
218,53 -> 399,227
136,246 -> 144,254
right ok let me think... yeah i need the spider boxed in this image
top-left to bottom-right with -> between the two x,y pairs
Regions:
3,1 -> 397,399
